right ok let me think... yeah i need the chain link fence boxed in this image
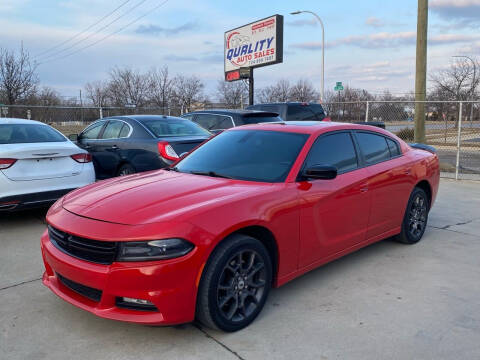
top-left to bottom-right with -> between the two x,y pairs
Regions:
1,101 -> 479,180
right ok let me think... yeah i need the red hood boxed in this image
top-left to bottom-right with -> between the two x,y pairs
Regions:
62,170 -> 273,225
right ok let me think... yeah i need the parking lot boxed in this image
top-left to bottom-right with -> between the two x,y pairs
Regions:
1,178 -> 479,359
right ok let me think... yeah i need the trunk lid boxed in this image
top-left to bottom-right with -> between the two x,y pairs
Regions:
161,136 -> 210,156
1,142 -> 86,181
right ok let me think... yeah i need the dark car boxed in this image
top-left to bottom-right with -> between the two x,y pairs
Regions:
247,102 -> 328,121
182,109 -> 281,133
71,115 -> 211,179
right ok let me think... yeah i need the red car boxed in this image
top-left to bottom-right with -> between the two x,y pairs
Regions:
41,121 -> 439,332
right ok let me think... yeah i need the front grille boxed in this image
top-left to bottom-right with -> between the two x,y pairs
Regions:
57,273 -> 102,302
48,225 -> 117,265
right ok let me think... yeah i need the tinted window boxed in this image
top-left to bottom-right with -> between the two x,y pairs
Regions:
142,118 -> 210,137
356,132 -> 391,164
305,132 -> 358,173
176,130 -> 309,183
81,122 -> 104,140
182,114 -> 194,120
101,120 -> 124,139
248,104 -> 282,114
194,114 -> 232,130
387,138 -> 400,157
0,124 -> 66,144
119,124 -> 130,138
241,115 -> 281,124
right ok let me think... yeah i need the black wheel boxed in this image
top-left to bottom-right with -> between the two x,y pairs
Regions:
196,234 -> 272,332
395,187 -> 429,244
117,163 -> 135,176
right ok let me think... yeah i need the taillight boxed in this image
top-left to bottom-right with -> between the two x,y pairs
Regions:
71,153 -> 92,163
157,141 -> 179,161
0,158 -> 17,169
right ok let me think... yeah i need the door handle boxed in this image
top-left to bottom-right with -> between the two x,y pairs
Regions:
111,145 -> 119,150
360,182 -> 369,193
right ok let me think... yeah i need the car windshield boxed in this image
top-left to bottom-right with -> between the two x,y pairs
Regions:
142,118 -> 211,137
0,124 -> 67,144
175,130 -> 309,182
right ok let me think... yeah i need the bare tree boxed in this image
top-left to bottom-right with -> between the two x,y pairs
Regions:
216,79 -> 247,108
430,58 -> 479,101
173,75 -> 204,113
107,67 -> 149,107
0,46 -> 39,104
289,79 -> 318,102
85,80 -> 109,107
148,66 -> 174,113
256,79 -> 291,103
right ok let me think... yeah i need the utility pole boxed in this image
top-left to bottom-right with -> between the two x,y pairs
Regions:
248,68 -> 254,106
414,0 -> 428,143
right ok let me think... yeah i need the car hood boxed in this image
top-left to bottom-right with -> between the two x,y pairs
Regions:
62,170 -> 272,225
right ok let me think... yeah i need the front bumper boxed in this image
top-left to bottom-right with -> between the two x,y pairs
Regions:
41,229 -> 203,325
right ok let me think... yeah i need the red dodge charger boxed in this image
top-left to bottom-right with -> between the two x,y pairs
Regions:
41,121 -> 439,332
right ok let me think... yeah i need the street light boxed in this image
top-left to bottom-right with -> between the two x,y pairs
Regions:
291,10 -> 325,102
453,55 -> 476,125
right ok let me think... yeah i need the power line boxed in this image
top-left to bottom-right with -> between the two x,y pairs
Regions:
37,0 -> 151,62
35,0 -> 132,58
38,0 -> 169,65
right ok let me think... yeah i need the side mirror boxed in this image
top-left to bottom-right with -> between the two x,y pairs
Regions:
68,134 -> 79,141
302,165 -> 337,180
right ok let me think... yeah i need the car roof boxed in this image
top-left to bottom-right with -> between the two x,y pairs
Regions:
229,121 -> 395,136
105,115 -> 187,122
248,102 -> 323,106
0,117 -> 47,125
184,109 -> 279,116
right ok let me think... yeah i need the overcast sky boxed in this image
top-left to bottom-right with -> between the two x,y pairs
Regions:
1,0 -> 479,99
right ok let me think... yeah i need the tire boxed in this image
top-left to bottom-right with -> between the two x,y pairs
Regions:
196,234 -> 272,332
117,163 -> 135,176
395,187 -> 429,244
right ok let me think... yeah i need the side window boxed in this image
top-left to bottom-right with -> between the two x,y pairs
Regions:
217,116 -> 234,129
194,114 -> 226,131
182,114 -> 194,120
309,104 -> 326,120
80,122 -> 104,140
356,132 -> 391,164
386,138 -> 401,157
119,123 -> 131,138
287,105 -> 317,121
101,120 -> 124,139
305,132 -> 358,173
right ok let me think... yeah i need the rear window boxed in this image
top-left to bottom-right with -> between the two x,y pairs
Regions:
0,124 -> 67,144
287,104 -> 325,121
142,118 -> 211,137
242,115 -> 281,124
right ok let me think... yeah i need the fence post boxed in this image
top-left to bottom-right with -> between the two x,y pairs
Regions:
455,101 -> 463,180
365,101 -> 369,122
99,107 -> 103,119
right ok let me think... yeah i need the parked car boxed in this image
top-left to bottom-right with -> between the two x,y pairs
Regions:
71,115 -> 211,179
0,118 -> 95,211
247,102 -> 329,121
182,109 -> 282,133
41,121 -> 439,332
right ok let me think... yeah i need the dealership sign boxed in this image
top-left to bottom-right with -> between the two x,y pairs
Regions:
224,15 -> 283,81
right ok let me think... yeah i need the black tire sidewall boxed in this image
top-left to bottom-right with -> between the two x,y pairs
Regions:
118,163 -> 135,176
204,236 -> 272,332
401,187 -> 429,244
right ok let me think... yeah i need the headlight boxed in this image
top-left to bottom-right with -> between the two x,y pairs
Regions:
117,238 -> 194,262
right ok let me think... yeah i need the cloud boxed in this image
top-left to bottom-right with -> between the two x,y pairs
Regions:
430,0 -> 480,26
162,52 -> 223,64
136,21 -> 199,36
365,17 -> 384,28
291,31 -> 480,50
286,18 -> 318,27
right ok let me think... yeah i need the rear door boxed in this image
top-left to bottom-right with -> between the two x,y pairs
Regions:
0,123 -> 85,181
77,121 -> 106,176
298,131 -> 370,267
94,120 -> 127,178
353,131 -> 413,240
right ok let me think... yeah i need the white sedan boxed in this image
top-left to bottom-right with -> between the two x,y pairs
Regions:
0,118 -> 95,211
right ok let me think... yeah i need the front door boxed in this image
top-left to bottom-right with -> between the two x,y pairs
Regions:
298,131 -> 371,268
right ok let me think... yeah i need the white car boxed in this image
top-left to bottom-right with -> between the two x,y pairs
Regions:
0,118 -> 95,211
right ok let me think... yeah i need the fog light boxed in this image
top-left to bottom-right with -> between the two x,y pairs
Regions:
122,297 -> 153,306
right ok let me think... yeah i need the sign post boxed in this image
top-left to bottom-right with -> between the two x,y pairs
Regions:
224,15 -> 284,105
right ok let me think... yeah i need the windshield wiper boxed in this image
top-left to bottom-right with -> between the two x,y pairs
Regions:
190,170 -> 234,179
